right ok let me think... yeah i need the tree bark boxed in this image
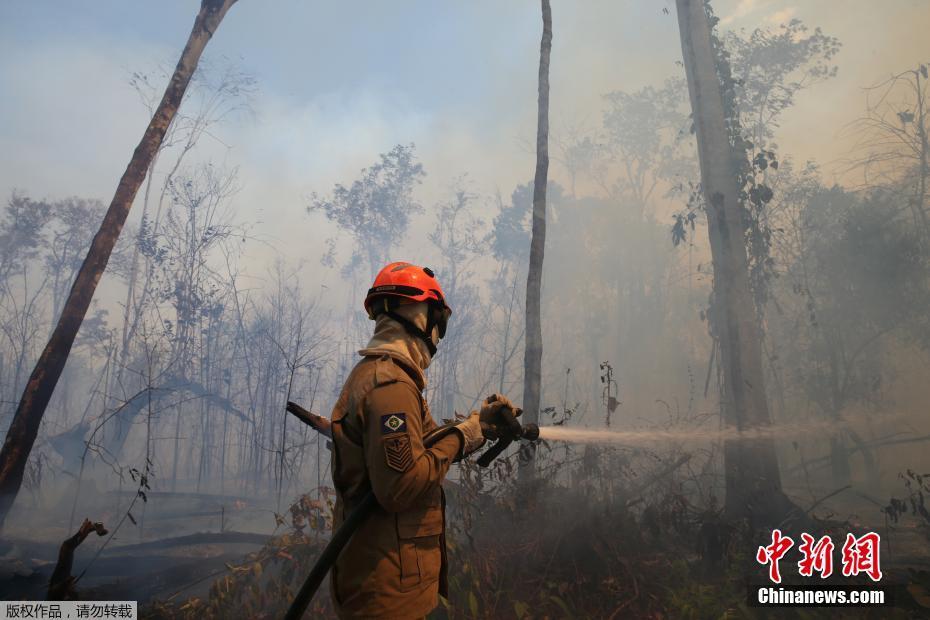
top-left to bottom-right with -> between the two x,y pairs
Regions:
521,0 -> 552,478
675,0 -> 790,524
0,0 -> 238,528
915,67 -> 929,238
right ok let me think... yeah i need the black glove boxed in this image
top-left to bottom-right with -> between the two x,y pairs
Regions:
479,394 -> 523,441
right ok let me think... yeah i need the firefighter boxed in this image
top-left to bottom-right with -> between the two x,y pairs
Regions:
328,261 -> 516,619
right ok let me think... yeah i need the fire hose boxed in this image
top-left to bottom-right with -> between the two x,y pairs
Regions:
282,401 -> 539,620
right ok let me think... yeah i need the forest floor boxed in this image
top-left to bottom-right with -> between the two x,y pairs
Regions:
2,477 -> 929,618
0,488 -> 277,604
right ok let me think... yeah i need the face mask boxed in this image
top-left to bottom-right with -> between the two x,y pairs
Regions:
384,301 -> 450,357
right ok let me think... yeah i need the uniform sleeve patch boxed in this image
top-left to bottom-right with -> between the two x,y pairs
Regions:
384,435 -> 413,472
381,413 -> 407,435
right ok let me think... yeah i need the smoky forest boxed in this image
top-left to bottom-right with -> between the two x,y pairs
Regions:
1,1 -> 930,618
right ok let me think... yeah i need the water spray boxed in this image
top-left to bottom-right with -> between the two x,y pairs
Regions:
534,414 -> 891,446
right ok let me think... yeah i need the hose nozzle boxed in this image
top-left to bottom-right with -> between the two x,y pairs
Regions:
477,421 -> 541,467
520,423 -> 540,441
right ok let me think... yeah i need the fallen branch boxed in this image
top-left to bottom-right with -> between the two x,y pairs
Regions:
804,484 -> 852,514
48,518 -> 107,600
777,485 -> 852,530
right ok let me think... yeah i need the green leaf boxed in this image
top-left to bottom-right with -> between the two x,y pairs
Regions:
468,592 -> 479,617
513,601 -> 529,619
549,595 -> 573,617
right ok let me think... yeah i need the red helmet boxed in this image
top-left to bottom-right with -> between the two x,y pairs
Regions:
365,262 -> 452,355
364,261 -> 450,318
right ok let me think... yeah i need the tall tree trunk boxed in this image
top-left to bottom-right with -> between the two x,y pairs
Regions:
675,0 -> 792,524
915,66 -> 929,239
0,0 -> 238,528
521,0 -> 552,478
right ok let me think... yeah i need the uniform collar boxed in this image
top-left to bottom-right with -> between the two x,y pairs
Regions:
358,314 -> 430,390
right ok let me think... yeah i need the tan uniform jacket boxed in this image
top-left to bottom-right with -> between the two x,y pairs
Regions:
329,353 -> 461,619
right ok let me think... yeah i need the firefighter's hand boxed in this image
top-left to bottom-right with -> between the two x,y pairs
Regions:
479,394 -> 523,441
453,411 -> 486,459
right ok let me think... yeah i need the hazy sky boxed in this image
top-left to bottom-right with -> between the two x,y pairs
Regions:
1,0 -> 928,283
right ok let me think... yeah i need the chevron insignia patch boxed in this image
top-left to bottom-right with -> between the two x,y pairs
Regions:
380,413 -> 407,435
384,435 -> 413,472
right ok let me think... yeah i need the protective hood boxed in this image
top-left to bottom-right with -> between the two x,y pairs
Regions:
358,302 -> 432,389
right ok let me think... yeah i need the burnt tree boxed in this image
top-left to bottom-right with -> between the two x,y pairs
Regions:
0,0 -> 239,527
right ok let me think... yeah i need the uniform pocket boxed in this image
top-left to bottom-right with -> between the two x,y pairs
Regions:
396,504 -> 443,591
398,538 -> 421,590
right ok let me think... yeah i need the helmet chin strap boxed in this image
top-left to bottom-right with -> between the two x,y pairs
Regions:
386,310 -> 438,357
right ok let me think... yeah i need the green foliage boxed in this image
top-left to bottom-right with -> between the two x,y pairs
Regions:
0,193 -> 53,279
674,6 -> 840,314
672,209 -> 697,247
788,186 -> 930,413
804,189 -> 927,326
603,78 -> 694,206
308,143 -> 425,278
707,8 -> 780,312
884,469 -> 930,527
489,181 -> 564,266
723,20 -> 841,146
